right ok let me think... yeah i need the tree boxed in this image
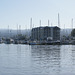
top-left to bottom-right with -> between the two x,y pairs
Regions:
71,29 -> 75,37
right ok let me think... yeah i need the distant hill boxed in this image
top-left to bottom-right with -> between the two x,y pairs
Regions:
60,29 -> 72,37
0,29 -> 72,38
0,29 -> 31,38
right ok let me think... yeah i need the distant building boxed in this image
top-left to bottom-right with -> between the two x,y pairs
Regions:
31,26 -> 60,41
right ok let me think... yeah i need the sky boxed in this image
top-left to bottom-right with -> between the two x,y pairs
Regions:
0,0 -> 75,29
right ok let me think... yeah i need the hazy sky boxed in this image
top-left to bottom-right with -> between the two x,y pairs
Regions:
0,0 -> 75,29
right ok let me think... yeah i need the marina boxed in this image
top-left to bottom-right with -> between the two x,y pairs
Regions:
1,0 -> 75,75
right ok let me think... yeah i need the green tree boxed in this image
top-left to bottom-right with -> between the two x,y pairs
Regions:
71,29 -> 75,37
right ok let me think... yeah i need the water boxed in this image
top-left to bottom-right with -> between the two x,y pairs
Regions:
0,44 -> 75,75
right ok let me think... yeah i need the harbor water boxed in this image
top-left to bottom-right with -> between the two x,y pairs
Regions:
0,44 -> 75,75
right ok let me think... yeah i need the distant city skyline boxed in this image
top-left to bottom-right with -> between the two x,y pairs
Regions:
0,0 -> 75,29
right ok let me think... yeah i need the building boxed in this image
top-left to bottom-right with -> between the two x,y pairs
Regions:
31,26 -> 60,41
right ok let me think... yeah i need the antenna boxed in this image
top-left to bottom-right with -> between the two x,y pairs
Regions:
58,13 -> 60,28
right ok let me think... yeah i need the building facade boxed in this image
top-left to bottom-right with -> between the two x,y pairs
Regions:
31,26 -> 60,41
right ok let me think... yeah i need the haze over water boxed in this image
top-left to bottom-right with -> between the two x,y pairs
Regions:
0,44 -> 75,75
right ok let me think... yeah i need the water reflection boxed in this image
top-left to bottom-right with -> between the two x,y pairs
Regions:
31,45 -> 61,75
0,44 -> 75,75
71,45 -> 75,74
60,45 -> 74,74
0,44 -> 31,75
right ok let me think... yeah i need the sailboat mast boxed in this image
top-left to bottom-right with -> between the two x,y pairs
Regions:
48,20 -> 49,26
17,24 -> 18,36
58,13 -> 61,41
58,13 -> 60,28
19,25 -> 21,35
72,18 -> 73,29
30,18 -> 32,29
40,20 -> 41,27
8,25 -> 9,38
